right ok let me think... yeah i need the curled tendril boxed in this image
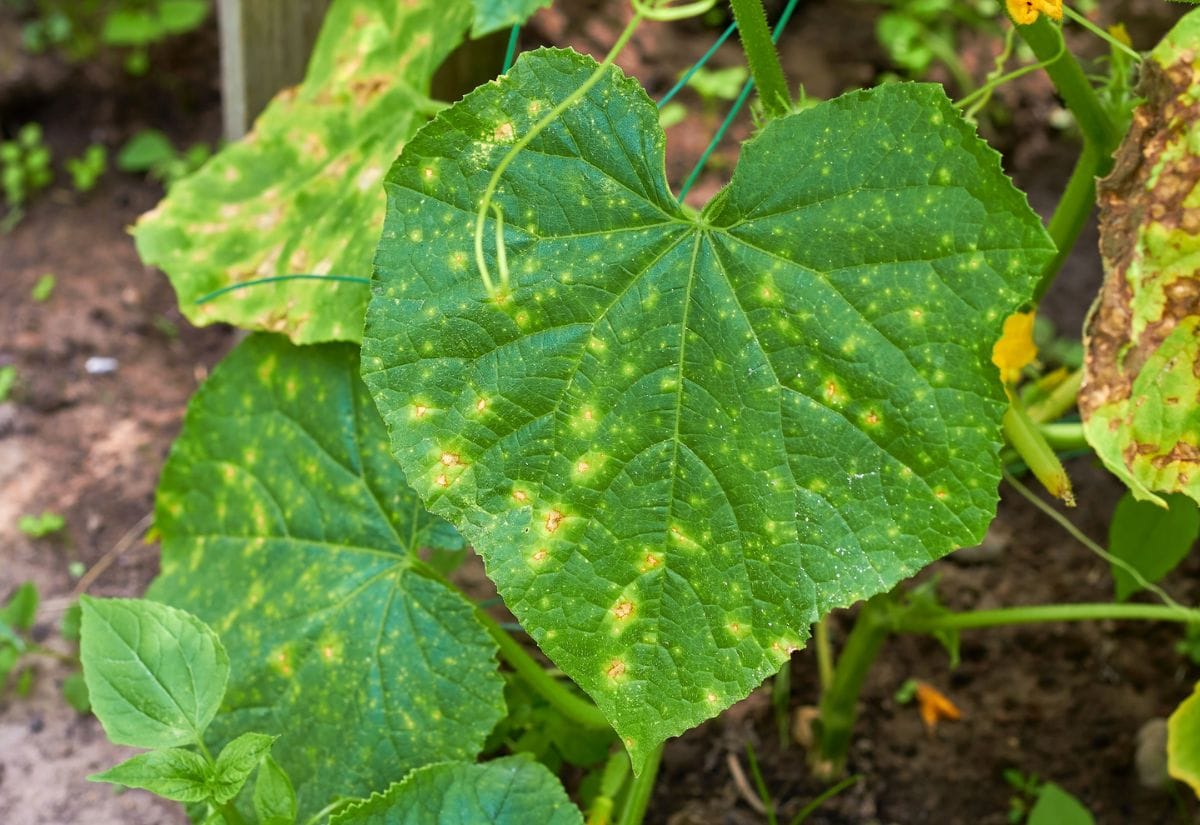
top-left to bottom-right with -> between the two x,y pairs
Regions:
630,0 -> 717,22
473,0 -> 716,300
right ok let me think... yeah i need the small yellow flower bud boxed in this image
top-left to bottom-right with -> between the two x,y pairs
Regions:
991,311 -> 1039,386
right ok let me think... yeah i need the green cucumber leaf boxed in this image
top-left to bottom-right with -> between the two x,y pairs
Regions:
363,48 -> 1053,768
151,334 -> 504,819
1109,491 -> 1200,600
90,748 -> 214,803
212,733 -> 278,804
1083,8 -> 1200,506
471,0 -> 552,37
80,596 -> 229,749
254,755 -> 298,825
1170,681 -> 1200,796
133,0 -> 474,344
331,755 -> 583,824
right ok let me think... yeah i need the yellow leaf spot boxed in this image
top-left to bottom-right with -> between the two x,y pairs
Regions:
612,600 -> 634,620
1005,0 -> 1062,25
440,452 -> 460,467
916,681 -> 962,730
991,311 -> 1038,385
476,398 -> 487,412
545,509 -> 564,533
606,659 -> 626,679
531,548 -> 548,563
576,460 -> 591,474
512,489 -> 529,504
413,404 -> 428,419
435,474 -> 449,488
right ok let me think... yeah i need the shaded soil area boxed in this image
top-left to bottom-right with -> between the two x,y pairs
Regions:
1,1 -> 1196,824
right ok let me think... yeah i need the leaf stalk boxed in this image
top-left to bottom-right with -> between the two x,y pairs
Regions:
728,0 -> 792,119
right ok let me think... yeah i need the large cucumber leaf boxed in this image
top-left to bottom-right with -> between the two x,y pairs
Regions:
152,334 -> 505,818
133,0 -> 474,344
362,48 -> 1053,768
1082,8 -> 1200,506
331,756 -> 583,824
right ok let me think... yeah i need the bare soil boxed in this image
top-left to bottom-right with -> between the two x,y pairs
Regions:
0,2 -> 1195,824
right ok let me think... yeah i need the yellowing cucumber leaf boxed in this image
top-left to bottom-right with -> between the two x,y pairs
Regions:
1083,8 -> 1200,506
471,0 -> 552,37
133,0 -> 474,343
151,334 -> 504,819
363,49 -> 1053,769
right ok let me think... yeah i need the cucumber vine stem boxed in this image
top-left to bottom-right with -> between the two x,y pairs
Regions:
1016,16 -> 1121,300
472,602 -> 612,729
409,557 -> 611,729
616,743 -> 663,825
728,0 -> 791,119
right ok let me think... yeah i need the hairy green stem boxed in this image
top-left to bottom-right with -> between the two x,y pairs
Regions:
587,750 -> 632,825
472,605 -> 611,729
1017,17 -> 1119,300
1019,17 -> 1119,155
728,0 -> 791,119
1025,367 -> 1083,422
1038,421 -> 1088,450
815,596 -> 889,772
772,658 -> 791,747
814,615 -> 833,692
893,602 -> 1199,633
1032,142 -> 1103,302
616,743 -> 663,825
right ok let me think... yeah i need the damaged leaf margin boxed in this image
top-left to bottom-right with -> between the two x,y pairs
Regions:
1081,9 -> 1200,506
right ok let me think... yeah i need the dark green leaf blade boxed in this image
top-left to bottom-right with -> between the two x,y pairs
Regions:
364,49 -> 1053,766
80,596 -> 229,748
212,732 -> 278,804
1110,491 -> 1200,600
331,756 -> 583,825
152,334 -> 504,818
90,748 -> 214,802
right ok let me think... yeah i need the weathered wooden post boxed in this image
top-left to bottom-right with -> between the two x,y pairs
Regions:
216,0 -> 332,140
218,0 -> 508,141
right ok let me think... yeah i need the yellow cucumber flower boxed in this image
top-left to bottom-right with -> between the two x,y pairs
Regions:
991,311 -> 1038,386
1006,0 -> 1063,26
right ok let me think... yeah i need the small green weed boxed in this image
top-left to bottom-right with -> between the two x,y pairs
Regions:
18,511 -> 65,538
66,144 -> 107,193
31,273 -> 56,302
1,123 -> 53,229
118,129 -> 210,188
0,365 -> 16,402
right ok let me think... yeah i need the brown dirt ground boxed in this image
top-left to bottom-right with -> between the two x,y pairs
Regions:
1,1 -> 1196,824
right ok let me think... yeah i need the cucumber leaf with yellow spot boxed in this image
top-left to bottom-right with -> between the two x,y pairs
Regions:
362,49 -> 1053,770
1082,8 -> 1200,506
152,334 -> 504,819
471,0 -> 553,37
331,755 -> 582,825
133,0 -> 475,344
